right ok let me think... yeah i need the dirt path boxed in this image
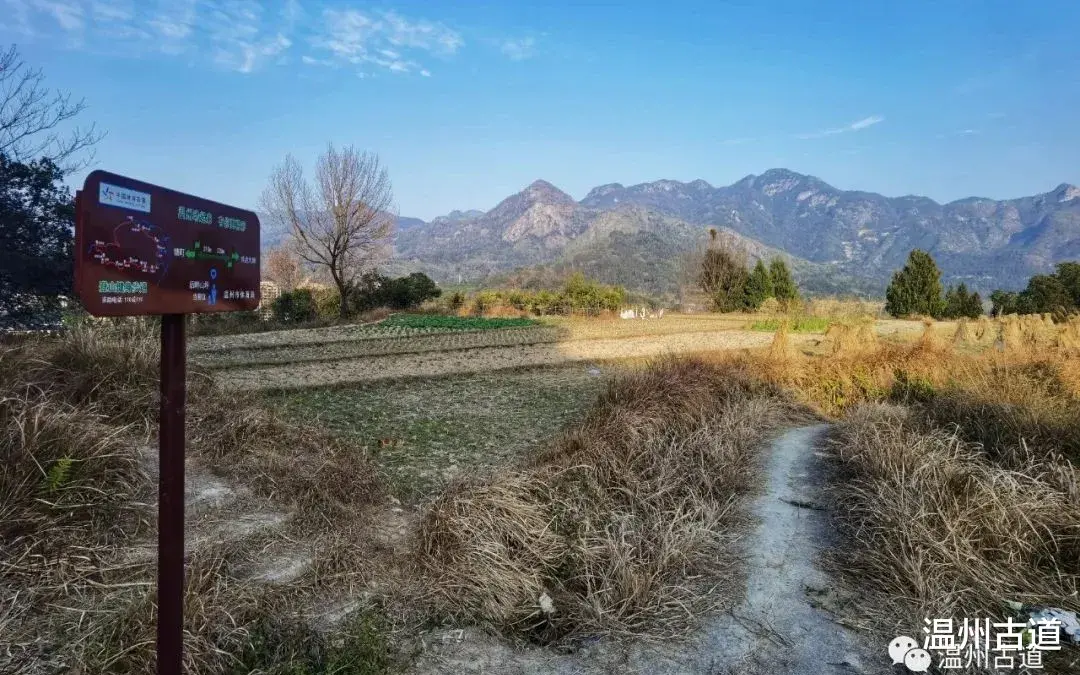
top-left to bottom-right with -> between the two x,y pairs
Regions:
222,330 -> 780,390
410,425 -> 881,674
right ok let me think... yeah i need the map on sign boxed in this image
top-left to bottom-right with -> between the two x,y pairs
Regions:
75,170 -> 261,317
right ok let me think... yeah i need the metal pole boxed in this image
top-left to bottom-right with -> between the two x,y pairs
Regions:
158,313 -> 186,675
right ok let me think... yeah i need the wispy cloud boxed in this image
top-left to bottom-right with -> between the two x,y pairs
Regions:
33,0 -> 85,33
6,0 -> 466,76
795,114 -> 885,140
310,8 -> 462,75
500,36 -> 536,61
720,137 -> 755,146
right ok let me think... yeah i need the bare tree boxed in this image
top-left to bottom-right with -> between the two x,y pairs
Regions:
263,245 -> 305,291
261,144 -> 396,317
0,45 -> 105,172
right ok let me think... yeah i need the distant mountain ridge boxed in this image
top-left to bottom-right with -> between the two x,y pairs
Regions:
273,169 -> 1080,299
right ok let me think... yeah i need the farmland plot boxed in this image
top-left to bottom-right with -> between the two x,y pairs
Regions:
267,365 -> 609,503
188,319 -> 518,353
196,326 -> 563,369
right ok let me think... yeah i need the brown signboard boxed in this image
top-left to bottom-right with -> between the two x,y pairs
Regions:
75,170 -> 261,316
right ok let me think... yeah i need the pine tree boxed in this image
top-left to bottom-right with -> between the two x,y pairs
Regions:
885,249 -> 946,318
744,259 -> 775,310
963,289 -> 984,318
944,283 -> 983,319
769,258 -> 799,302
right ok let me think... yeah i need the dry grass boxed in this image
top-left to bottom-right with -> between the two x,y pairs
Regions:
804,297 -> 884,321
414,356 -> 814,644
766,319 -> 801,365
697,324 -> 1080,671
821,404 -> 1080,673
0,320 -> 386,673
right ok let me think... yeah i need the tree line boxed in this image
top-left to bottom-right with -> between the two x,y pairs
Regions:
884,249 -> 1080,319
696,228 -> 799,311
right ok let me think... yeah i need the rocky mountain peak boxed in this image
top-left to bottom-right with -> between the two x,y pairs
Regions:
431,208 -> 485,224
1053,183 -> 1080,202
522,179 -> 575,205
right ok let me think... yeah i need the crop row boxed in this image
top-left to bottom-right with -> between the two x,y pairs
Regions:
189,321 -> 543,353
195,326 -> 564,369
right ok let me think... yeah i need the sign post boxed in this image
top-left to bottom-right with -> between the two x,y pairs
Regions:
73,171 -> 261,675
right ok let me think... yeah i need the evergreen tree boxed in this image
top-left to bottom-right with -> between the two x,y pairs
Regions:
769,257 -> 799,302
943,283 -> 983,319
744,259 -> 774,310
964,289 -> 984,318
884,249 -> 946,318
0,154 -> 73,329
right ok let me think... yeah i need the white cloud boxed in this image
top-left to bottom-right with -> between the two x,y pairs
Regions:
311,8 -> 462,76
796,114 -> 885,139
500,36 -> 536,61
90,0 -> 134,22
720,137 -> 755,146
5,1 -> 466,77
380,10 -> 462,54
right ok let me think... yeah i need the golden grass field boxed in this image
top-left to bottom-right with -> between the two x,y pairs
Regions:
3,311 -> 1079,673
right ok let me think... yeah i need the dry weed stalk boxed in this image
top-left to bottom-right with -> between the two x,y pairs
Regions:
824,404 -> 1080,671
416,357 -> 812,642
1,322 -> 386,673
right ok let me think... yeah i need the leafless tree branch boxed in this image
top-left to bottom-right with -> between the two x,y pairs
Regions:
260,143 -> 396,316
0,45 -> 105,173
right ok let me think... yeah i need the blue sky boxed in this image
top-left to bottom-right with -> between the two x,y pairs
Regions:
4,0 -> 1079,220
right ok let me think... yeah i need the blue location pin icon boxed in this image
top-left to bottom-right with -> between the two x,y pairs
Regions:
209,267 -> 218,305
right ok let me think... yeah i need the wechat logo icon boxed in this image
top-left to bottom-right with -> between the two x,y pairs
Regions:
888,635 -> 932,672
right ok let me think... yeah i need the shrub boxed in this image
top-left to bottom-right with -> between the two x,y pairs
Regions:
384,272 -> 441,310
472,290 -> 501,315
448,291 -> 466,312
311,287 -> 341,321
271,289 -> 316,323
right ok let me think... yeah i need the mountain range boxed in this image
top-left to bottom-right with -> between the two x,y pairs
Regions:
263,169 -> 1080,299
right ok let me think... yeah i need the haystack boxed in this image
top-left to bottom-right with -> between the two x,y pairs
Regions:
998,316 -> 1023,352
1055,320 -> 1080,356
767,319 -> 801,363
822,323 -> 845,355
952,318 -> 972,345
916,319 -> 946,352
